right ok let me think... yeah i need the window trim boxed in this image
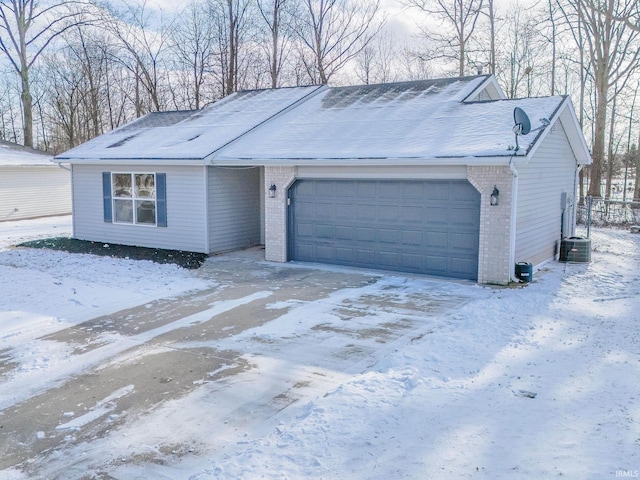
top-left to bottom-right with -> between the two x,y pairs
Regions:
111,172 -> 158,227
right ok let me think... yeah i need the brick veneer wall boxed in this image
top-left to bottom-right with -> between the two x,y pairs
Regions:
467,165 -> 514,285
264,166 -> 296,262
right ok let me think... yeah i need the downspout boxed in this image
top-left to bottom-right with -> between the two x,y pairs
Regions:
509,155 -> 519,283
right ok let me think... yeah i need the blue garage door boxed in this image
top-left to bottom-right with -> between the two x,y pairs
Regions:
288,179 -> 480,280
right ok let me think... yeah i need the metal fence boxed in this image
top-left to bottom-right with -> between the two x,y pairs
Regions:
577,197 -> 640,227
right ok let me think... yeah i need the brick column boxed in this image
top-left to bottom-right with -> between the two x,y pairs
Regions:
264,166 -> 296,262
467,166 -> 514,285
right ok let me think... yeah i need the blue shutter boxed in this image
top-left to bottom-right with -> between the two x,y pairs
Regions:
156,173 -> 167,227
102,172 -> 112,223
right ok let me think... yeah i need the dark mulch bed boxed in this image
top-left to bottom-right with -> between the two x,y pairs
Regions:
18,237 -> 208,269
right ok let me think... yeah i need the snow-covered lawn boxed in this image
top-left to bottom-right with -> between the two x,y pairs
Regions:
1,216 -> 639,479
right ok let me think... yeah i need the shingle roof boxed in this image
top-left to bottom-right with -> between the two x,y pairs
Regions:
214,78 -> 564,162
54,75 -> 589,166
56,86 -> 323,160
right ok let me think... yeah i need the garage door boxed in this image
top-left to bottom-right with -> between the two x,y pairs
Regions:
288,179 -> 480,280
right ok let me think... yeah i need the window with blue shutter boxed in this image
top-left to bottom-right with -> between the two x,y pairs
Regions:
102,172 -> 167,227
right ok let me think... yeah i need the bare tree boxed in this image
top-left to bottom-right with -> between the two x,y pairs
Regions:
208,0 -> 254,96
495,4 -> 539,98
403,0 -> 484,76
256,0 -> 297,88
296,0 -> 384,85
559,0 -> 640,198
100,1 -> 173,115
354,29 -> 400,84
0,0 -> 91,147
170,1 -> 217,108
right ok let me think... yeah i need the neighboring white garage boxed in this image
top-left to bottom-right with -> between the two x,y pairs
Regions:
0,140 -> 71,222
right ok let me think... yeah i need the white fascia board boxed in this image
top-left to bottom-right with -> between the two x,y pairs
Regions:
210,155 -> 518,168
522,97 -> 591,167
559,98 -> 592,165
51,157 -> 205,166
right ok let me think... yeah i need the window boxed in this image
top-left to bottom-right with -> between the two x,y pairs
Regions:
102,172 -> 167,227
112,173 -> 157,225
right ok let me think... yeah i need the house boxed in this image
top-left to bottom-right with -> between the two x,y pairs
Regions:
1,140 -> 71,222
54,75 -> 591,284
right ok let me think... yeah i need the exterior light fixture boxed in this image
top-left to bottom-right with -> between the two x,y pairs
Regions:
490,186 -> 499,206
268,183 -> 277,198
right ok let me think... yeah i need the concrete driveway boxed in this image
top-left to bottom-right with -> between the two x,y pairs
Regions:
0,247 -> 478,478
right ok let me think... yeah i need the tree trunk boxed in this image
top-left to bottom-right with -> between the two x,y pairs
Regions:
271,0 -> 279,88
634,128 -> 640,201
549,0 -> 556,95
605,94 -> 616,199
488,0 -> 495,75
588,74 -> 608,198
20,66 -> 33,148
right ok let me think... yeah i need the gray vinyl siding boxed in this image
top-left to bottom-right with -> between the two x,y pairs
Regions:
207,166 -> 261,253
71,164 -> 208,252
0,166 -> 71,221
515,122 -> 578,266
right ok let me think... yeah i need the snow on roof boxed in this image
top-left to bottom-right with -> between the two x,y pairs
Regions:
56,86 -> 324,161
53,75 -> 586,166
0,140 -> 53,166
213,79 -> 565,163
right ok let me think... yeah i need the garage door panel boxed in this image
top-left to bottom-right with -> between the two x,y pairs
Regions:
451,257 -> 477,276
296,222 -> 314,238
335,203 -> 356,220
401,206 -> 423,223
315,224 -> 333,239
315,203 -> 334,219
402,230 -> 422,246
402,182 -> 424,200
335,226 -> 354,240
450,207 -> 479,226
334,182 -> 355,198
357,249 -> 376,264
451,232 -> 479,250
400,253 -> 422,269
335,247 -> 356,262
425,231 -> 448,248
378,228 -> 399,244
316,245 -> 335,260
425,207 -> 448,225
378,205 -> 400,221
356,227 -> 375,242
428,183 -> 451,200
357,183 -> 377,198
357,204 -> 376,220
424,255 -> 448,273
289,179 -> 480,280
379,250 -> 399,267
378,182 -> 401,198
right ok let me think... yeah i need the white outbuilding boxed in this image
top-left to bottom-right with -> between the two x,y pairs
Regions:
0,140 -> 71,222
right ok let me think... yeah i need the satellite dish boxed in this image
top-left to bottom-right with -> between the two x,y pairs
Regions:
512,107 -> 531,152
513,107 -> 531,135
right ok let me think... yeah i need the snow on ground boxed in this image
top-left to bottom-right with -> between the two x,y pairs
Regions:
0,216 -> 213,413
1,217 -> 639,479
